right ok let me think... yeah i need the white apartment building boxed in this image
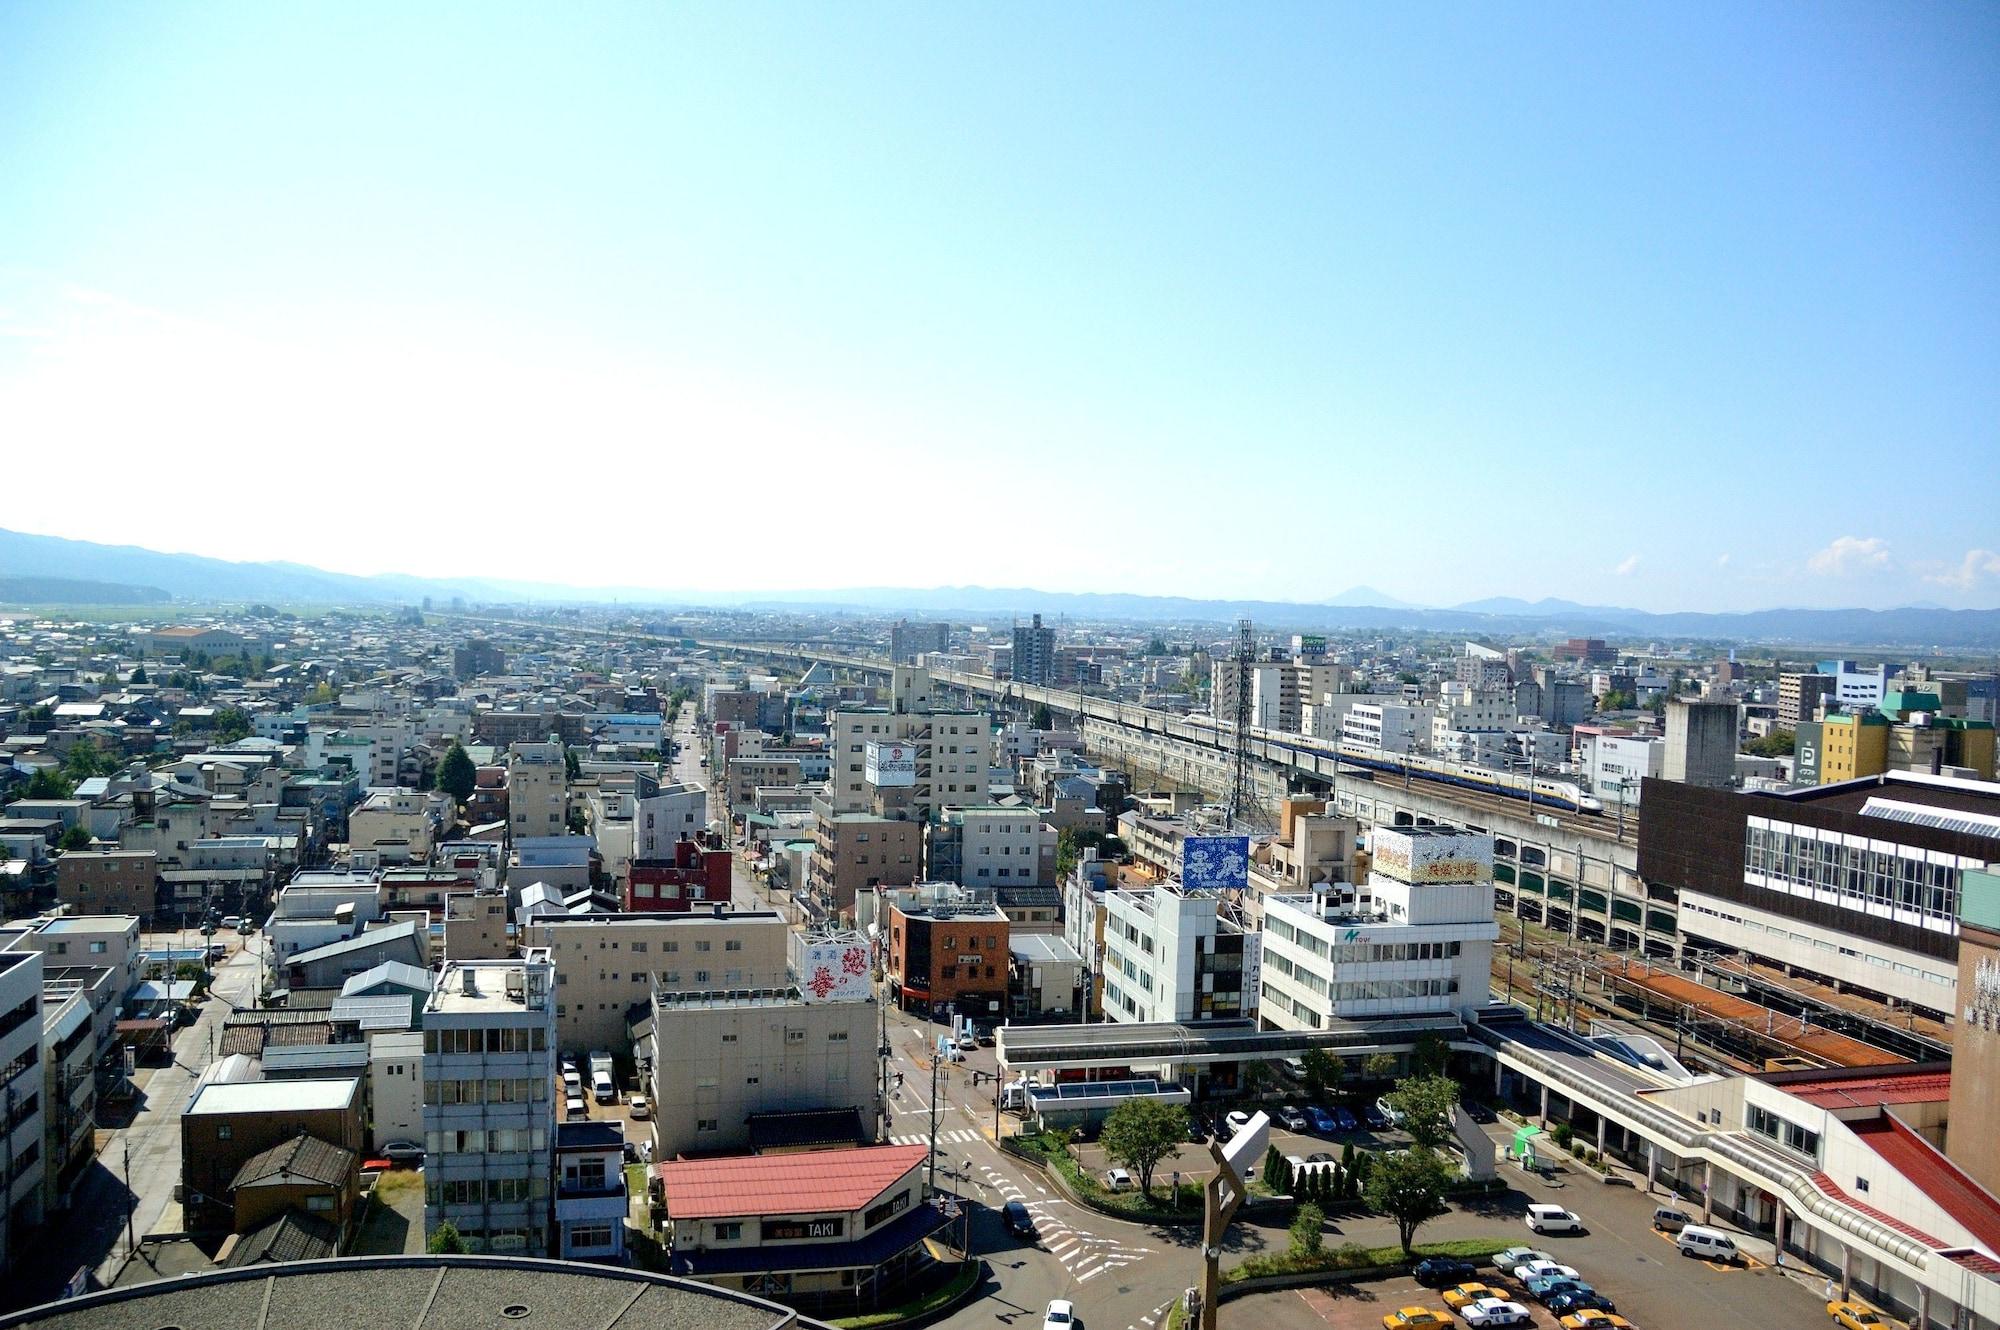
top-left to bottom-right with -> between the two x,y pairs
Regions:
826,668 -> 992,817
1100,884 -> 1256,1025
370,1028 -> 424,1153
1430,683 -> 1517,750
647,987 -> 878,1159
935,806 -> 1057,888
421,952 -> 557,1254
348,787 -> 447,860
636,783 -> 708,859
1340,702 -> 1430,754
508,740 -> 568,839
525,910 -> 791,1055
0,949 -> 45,1272
1258,826 -> 1499,1029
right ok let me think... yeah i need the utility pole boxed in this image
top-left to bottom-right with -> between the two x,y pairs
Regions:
927,1035 -> 941,1195
1228,619 -> 1253,830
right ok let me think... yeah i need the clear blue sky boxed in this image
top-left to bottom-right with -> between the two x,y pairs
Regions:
2,3 -> 1996,610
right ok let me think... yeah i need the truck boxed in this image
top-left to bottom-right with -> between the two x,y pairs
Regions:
589,1052 -> 616,1104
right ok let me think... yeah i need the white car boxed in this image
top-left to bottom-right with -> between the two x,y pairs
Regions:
1510,1260 -> 1579,1283
1043,1300 -> 1075,1330
1459,1299 -> 1532,1328
380,1140 -> 424,1163
628,1094 -> 650,1120
1526,1202 -> 1584,1234
1225,1110 -> 1253,1133
1492,1247 -> 1550,1271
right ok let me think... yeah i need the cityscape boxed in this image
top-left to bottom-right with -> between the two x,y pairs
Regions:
1,7 -> 1997,1330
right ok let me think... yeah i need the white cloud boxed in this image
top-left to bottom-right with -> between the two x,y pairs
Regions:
1715,553 -> 1731,569
1925,549 -> 2000,591
1807,535 -> 1891,577
1612,554 -> 1640,576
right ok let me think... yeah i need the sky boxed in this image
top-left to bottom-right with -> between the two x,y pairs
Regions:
1,4 -> 1996,612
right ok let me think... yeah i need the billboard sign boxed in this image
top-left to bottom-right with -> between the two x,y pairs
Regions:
1368,827 -> 1491,884
1180,835 -> 1249,890
796,937 -> 872,1002
865,741 -> 917,788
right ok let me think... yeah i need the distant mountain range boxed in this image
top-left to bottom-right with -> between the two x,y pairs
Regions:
1,525 -> 1997,648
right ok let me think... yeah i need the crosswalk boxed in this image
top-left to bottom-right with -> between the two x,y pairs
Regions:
975,1161 -> 1154,1284
889,1129 -> 982,1146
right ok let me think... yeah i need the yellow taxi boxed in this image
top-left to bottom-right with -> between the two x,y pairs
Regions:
1443,1284 -> 1503,1311
1560,1312 -> 1635,1330
1383,1310 -> 1453,1330
1827,1302 -> 1891,1330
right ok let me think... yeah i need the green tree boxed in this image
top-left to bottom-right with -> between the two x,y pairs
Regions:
426,1220 -> 469,1254
1386,1074 -> 1461,1151
1301,1046 -> 1341,1103
306,681 -> 336,705
212,707 -> 251,742
1264,1145 -> 1290,1195
436,740 -> 478,803
130,665 -> 148,684
1098,1096 -> 1188,1197
1056,826 -> 1104,882
23,769 -> 75,800
1362,1052 -> 1398,1083
564,748 -> 581,782
59,825 -> 93,851
1289,1201 -> 1325,1256
1411,1033 -> 1451,1079
63,745 -> 110,781
1146,637 -> 1169,656
1747,728 -> 1796,758
1364,1146 -> 1453,1255
1031,702 -> 1053,730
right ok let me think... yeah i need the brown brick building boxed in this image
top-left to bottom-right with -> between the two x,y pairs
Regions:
56,850 -> 157,921
883,887 -> 1009,1022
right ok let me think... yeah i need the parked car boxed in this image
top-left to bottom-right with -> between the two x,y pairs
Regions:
1526,1278 -> 1593,1306
1224,1110 -> 1253,1133
1043,1300 -> 1075,1330
221,915 -> 242,930
1381,1310 -> 1450,1330
1558,1313 -> 1633,1330
955,1033 -> 979,1052
1441,1283 -> 1501,1309
976,1027 -> 996,1046
1411,1258 -> 1478,1289
1546,1291 -> 1617,1318
1827,1302 -> 1891,1330
1104,1168 -> 1134,1191
1650,1205 -> 1693,1234
1511,1259 -> 1577,1282
1306,1152 -> 1334,1165
1280,1056 -> 1307,1082
1463,1100 -> 1497,1124
1277,1106 -> 1308,1131
1003,1200 -> 1034,1238
1676,1225 -> 1740,1263
628,1094 -> 650,1120
565,1094 -> 588,1120
1362,1104 -> 1393,1131
1331,1106 -> 1359,1131
1460,1299 -> 1532,1328
1375,1096 -> 1407,1127
1492,1248 -> 1550,1272
1187,1112 -> 1211,1142
1307,1106 -> 1339,1134
1526,1203 -> 1585,1234
380,1140 -> 424,1163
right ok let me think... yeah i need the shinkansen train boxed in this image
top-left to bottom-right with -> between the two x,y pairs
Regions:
1164,711 -> 1605,815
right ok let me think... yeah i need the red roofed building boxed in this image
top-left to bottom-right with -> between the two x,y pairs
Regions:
628,837 -> 732,912
653,1144 -> 950,1313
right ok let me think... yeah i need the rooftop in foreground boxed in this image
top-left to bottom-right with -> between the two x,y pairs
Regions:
0,1255 -> 832,1330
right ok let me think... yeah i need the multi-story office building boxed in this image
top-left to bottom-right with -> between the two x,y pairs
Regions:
882,884 -> 1009,1019
890,620 -> 950,664
1258,826 -> 1499,1029
1213,658 -> 1346,734
1640,772 -> 2000,1020
0,949 -> 45,1273
647,986 -> 877,1159
506,739 -> 568,840
824,669 -> 991,819
1099,883 -> 1254,1025
1778,672 -> 1838,728
526,909 -> 789,1055
1012,614 -> 1056,686
421,952 -> 557,1254
926,806 -> 1057,889
1429,683 -> 1516,751
1801,701 -> 1995,786
811,809 -> 921,912
1823,660 -> 1890,711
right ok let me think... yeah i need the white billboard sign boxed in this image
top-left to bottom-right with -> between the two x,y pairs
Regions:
795,937 -> 873,1002
865,741 -> 917,788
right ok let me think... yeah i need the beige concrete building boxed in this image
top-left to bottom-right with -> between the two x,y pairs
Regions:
648,987 -> 878,1159
526,909 -> 791,1056
810,809 -> 921,913
442,890 -> 510,962
722,756 -> 805,819
55,850 -> 157,921
508,739 -> 569,839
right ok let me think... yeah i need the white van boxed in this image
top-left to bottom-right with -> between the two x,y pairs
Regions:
1676,1224 -> 1739,1263
1525,1203 -> 1584,1234
1104,1168 -> 1134,1192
